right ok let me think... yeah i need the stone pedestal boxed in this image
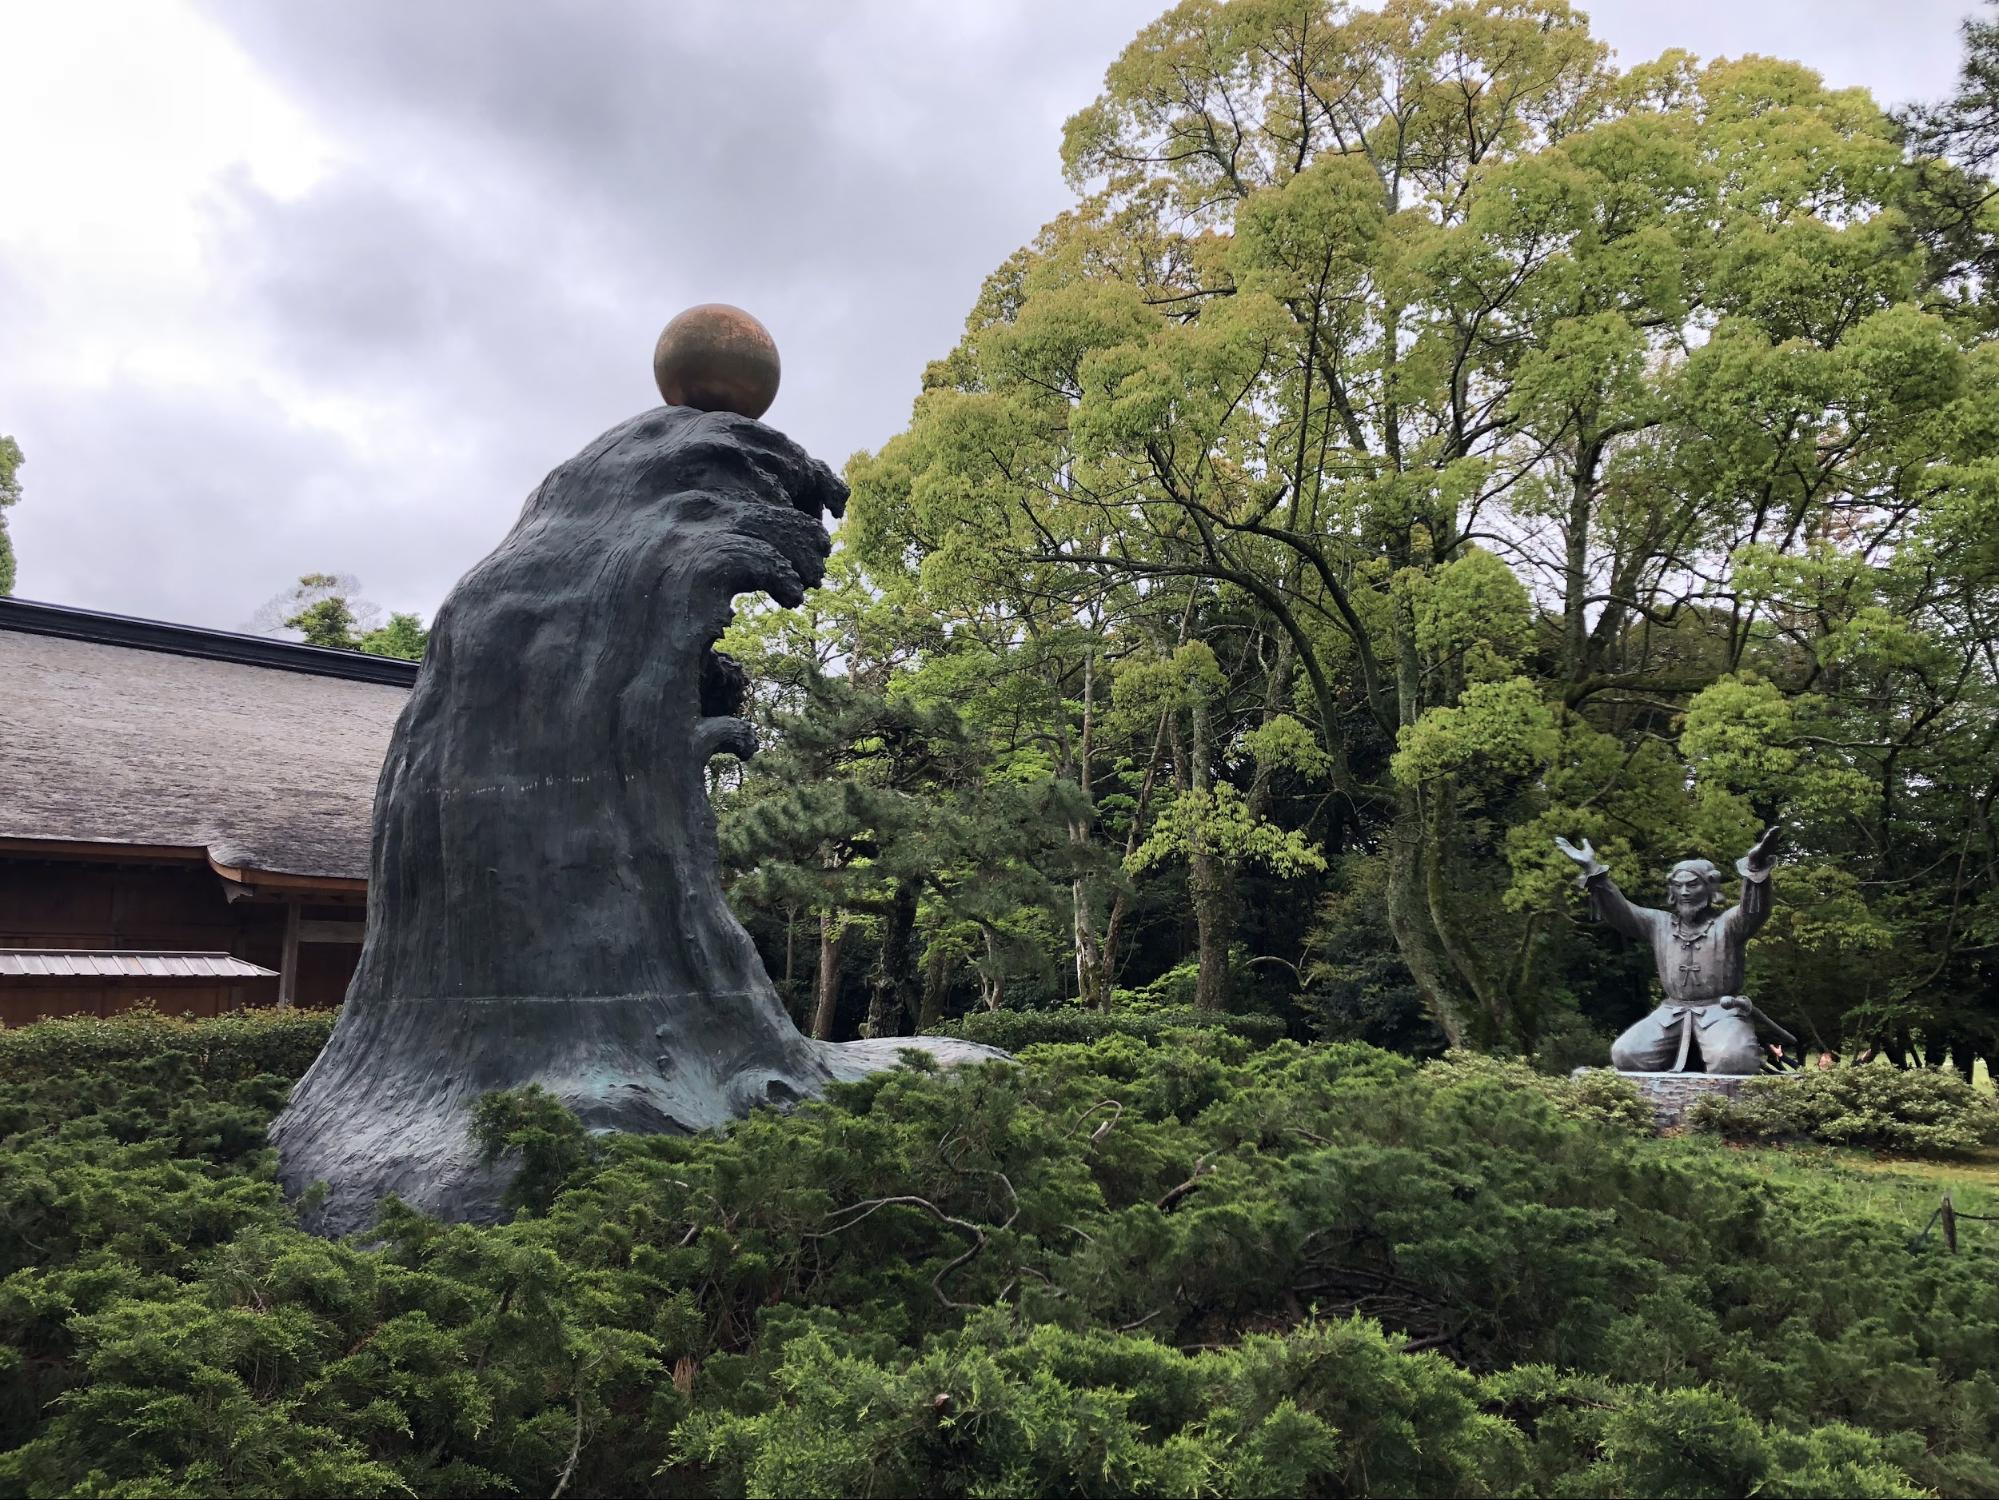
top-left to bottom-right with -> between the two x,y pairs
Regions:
1613,1070 -> 1752,1130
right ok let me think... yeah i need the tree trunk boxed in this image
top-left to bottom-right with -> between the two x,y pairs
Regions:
1080,705 -> 1173,1008
811,911 -> 848,1042
1559,441 -> 1602,686
782,904 -> 801,1025
1069,650 -> 1108,1007
1418,788 -> 1511,1045
918,942 -> 950,1031
1188,689 -> 1237,1012
1386,811 -> 1474,1048
1246,651 -> 1294,821
865,881 -> 920,1039
978,924 -> 1006,1012
1073,874 -> 1107,1007
1190,848 -> 1235,1012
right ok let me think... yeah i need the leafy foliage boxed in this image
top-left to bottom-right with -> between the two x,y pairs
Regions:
356,612 -> 431,661
2,1013 -> 1997,1496
255,572 -> 431,661
469,1085 -> 600,1218
929,1003 -> 1285,1051
0,1004 -> 336,1091
813,0 -> 1999,1067
1690,1065 -> 1999,1153
1425,1051 -> 1659,1135
0,434 -> 22,596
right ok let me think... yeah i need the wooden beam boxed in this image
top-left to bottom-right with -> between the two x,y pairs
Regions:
279,900 -> 300,1009
0,841 -> 368,895
206,858 -> 368,896
0,836 -> 207,866
298,919 -> 365,945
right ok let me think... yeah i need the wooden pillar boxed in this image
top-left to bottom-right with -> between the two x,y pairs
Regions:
279,899 -> 300,1008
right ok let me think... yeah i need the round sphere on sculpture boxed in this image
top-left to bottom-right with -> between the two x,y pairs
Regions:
652,304 -> 781,419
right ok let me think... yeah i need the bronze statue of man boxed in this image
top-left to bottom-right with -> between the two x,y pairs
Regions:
1554,826 -> 1784,1075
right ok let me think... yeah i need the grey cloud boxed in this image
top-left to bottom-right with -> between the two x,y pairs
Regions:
195,2 -> 1145,335
154,1 -> 1161,630
6,381 -> 380,621
2,2 -> 1155,630
210,168 -> 630,421
12,1 -> 1967,632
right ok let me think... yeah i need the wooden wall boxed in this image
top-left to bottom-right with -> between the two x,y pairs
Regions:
0,981 -> 255,1023
0,856 -> 362,1026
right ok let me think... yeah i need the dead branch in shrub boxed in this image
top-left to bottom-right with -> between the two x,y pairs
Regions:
808,1195 -> 991,1309
549,1350 -> 601,1500
1066,1099 -> 1124,1142
1400,1327 -> 1464,1354
1157,1151 -> 1221,1211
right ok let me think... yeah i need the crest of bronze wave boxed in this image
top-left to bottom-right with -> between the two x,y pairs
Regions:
274,307 -> 1004,1235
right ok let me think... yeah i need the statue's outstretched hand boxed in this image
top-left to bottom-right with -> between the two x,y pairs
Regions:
1745,824 -> 1783,872
1553,835 -> 1599,870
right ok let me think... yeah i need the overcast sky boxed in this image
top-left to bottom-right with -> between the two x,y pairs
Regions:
0,1 -> 1979,633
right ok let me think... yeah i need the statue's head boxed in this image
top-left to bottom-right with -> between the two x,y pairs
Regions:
1665,858 -> 1722,916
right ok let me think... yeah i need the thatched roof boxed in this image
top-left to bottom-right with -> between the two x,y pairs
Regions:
0,600 -> 411,882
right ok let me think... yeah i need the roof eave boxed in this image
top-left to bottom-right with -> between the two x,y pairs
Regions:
0,836 -> 369,894
0,596 -> 421,686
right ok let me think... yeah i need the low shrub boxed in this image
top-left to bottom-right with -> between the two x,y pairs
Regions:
930,1002 -> 1287,1052
0,1003 -> 335,1086
1688,1063 -> 1999,1152
1425,1049 -> 1658,1133
0,1013 -> 1994,1496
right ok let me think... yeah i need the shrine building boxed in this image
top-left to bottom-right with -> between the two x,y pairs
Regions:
0,596 -> 410,1024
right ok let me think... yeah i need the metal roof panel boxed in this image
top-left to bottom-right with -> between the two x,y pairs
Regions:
0,949 -> 279,980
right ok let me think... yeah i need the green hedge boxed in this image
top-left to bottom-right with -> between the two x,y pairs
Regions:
929,1003 -> 1287,1052
0,1014 -> 1995,1495
1688,1063 -> 1999,1153
0,1004 -> 335,1084
0,1007 -> 334,1165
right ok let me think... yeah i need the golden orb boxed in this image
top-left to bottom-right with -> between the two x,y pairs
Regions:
652,303 -> 781,419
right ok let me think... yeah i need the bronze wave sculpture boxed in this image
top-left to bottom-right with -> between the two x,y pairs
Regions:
275,389 -> 1001,1234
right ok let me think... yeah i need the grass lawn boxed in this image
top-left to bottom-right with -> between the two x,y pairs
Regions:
1693,1139 -> 1999,1244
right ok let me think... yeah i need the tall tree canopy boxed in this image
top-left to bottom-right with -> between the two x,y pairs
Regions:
780,0 -> 1999,1072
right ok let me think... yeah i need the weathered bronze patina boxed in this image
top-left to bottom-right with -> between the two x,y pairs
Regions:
1555,826 -> 1793,1075
274,316 -> 999,1234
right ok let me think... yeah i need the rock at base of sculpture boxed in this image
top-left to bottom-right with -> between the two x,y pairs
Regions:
1590,1069 -> 1759,1131
819,1035 -> 1009,1081
271,402 -> 1010,1238
281,1005 -> 1008,1237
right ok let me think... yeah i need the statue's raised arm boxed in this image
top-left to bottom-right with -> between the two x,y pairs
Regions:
1555,834 -> 1654,941
1552,834 -> 1601,875
1744,824 -> 1783,871
1728,824 -> 1782,939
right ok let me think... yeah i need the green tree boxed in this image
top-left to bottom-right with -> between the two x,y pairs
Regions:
849,0 -> 1999,1057
261,572 -> 430,662
1900,1 -> 1999,313
284,577 -> 361,649
0,435 -> 22,596
356,611 -> 429,661
718,575 -> 1093,1038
